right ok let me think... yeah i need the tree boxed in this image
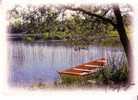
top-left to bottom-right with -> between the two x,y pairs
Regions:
63,4 -> 132,66
113,5 -> 131,66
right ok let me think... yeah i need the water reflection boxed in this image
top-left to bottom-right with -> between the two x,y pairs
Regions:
8,41 -> 124,87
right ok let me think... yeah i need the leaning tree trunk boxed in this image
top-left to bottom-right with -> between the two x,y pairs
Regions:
113,5 -> 132,83
113,5 -> 131,66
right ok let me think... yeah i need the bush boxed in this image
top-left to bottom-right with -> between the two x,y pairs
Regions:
110,65 -> 128,84
43,32 -> 49,40
24,36 -> 34,42
90,63 -> 128,86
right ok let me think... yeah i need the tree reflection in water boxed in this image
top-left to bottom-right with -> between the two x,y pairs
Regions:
8,41 -> 124,87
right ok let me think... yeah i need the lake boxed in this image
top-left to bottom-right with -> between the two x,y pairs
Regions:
8,41 -> 125,87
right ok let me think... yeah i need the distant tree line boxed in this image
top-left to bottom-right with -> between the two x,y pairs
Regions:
8,4 -> 132,63
8,4 -> 131,43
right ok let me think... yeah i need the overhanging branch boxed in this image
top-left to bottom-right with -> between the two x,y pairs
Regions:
64,6 -> 116,28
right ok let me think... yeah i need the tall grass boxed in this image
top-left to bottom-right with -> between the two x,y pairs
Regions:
91,64 -> 128,85
90,54 -> 128,85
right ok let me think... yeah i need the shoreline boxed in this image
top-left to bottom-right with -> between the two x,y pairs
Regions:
8,39 -> 123,48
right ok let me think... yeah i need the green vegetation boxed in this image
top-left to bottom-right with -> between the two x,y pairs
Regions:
8,5 -> 131,47
90,65 -> 128,85
57,75 -> 89,87
56,64 -> 128,88
23,36 -> 34,42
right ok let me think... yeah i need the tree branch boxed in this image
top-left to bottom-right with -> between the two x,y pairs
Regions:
64,6 -> 116,28
102,9 -> 109,16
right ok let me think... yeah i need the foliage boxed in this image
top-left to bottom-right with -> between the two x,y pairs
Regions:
91,64 -> 128,85
8,5 -> 132,47
23,36 -> 34,42
57,75 -> 89,87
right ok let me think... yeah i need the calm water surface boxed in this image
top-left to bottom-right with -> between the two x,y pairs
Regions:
8,41 -> 124,87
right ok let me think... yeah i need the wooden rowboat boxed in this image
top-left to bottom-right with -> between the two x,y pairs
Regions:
58,58 -> 107,77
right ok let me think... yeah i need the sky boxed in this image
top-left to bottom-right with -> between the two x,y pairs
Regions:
2,0 -> 137,10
